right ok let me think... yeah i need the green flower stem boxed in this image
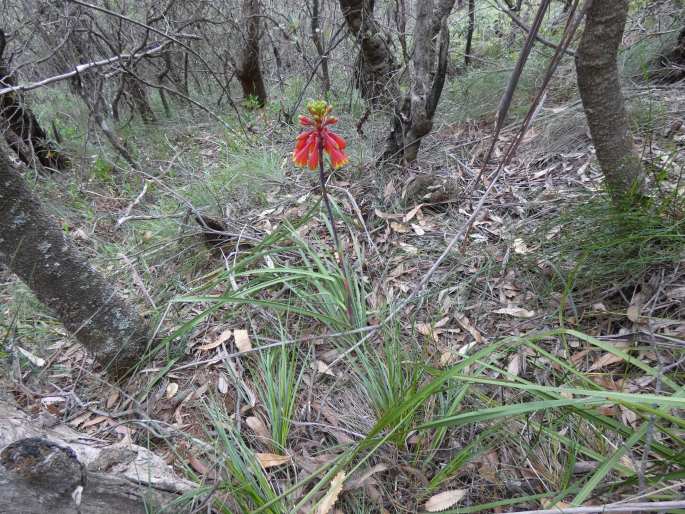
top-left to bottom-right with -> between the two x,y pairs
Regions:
317,139 -> 354,324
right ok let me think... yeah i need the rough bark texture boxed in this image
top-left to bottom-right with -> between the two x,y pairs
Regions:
0,396 -> 193,513
576,0 -> 646,205
237,0 -> 268,107
339,0 -> 399,105
311,0 -> 331,94
383,0 -> 456,163
0,150 -> 150,376
464,0 -> 476,67
0,29 -> 69,171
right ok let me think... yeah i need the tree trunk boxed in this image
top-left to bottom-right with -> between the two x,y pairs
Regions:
311,0 -> 331,94
576,0 -> 646,207
464,0 -> 476,67
237,0 -> 268,107
123,73 -> 157,124
0,150 -> 150,376
383,0 -> 456,164
339,0 -> 399,105
0,29 -> 69,171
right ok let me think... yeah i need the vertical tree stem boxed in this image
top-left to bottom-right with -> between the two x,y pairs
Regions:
317,140 -> 354,323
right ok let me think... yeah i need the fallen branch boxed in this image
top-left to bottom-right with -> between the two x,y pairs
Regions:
499,500 -> 685,514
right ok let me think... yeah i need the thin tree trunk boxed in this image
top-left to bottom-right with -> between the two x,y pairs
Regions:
237,0 -> 268,107
0,150 -> 150,376
576,0 -> 646,206
383,0 -> 456,163
311,0 -> 331,94
339,0 -> 399,105
465,0 -> 476,67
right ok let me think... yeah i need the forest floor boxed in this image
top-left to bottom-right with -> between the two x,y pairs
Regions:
2,65 -> 685,512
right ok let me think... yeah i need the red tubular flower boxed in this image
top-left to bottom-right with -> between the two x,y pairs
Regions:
292,101 -> 349,170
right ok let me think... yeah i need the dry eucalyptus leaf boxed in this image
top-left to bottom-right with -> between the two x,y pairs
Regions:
493,307 -> 535,318
344,464 -> 389,491
513,238 -> 529,254
246,416 -> 271,440
217,374 -> 229,394
390,221 -> 410,233
314,360 -> 336,376
588,352 -> 625,371
403,204 -> 424,223
507,354 -> 522,376
198,328 -> 232,351
106,390 -> 120,409
424,489 -> 467,512
256,452 -> 291,469
234,329 -> 252,352
627,293 -> 643,323
316,471 -> 346,514
16,346 -> 45,367
165,382 -> 179,399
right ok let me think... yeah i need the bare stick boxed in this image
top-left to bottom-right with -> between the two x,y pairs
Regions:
498,500 -> 685,514
0,42 -> 170,97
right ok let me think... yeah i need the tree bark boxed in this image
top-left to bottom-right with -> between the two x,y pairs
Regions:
237,0 -> 268,107
575,0 -> 646,206
0,150 -> 150,376
383,0 -> 456,163
465,0 -> 476,67
311,0 -> 331,94
339,0 -> 399,105
0,397 -> 193,513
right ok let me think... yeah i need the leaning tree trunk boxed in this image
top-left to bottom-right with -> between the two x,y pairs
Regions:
384,0 -> 456,163
0,29 -> 69,171
339,0 -> 399,106
576,0 -> 646,207
237,0 -> 268,107
0,150 -> 150,376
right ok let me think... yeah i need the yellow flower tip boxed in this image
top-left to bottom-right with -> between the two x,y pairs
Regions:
306,99 -> 331,119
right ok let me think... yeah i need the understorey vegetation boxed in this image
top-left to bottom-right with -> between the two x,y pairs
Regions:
0,1 -> 683,513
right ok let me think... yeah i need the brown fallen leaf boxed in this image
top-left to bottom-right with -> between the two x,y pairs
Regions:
390,221 -> 410,233
187,453 -> 211,476
256,452 -> 291,469
198,328 -> 233,351
424,489 -> 467,512
316,471 -> 346,514
81,415 -> 111,428
507,354 -> 522,376
403,204 -> 424,223
106,390 -> 120,409
246,416 -> 271,440
234,329 -> 252,352
374,208 -> 403,220
493,307 -> 535,318
344,464 -> 389,491
454,314 -> 483,343
588,352 -> 625,371
627,293 -> 644,323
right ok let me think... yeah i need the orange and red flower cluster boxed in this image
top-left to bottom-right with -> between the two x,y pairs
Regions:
293,100 -> 349,170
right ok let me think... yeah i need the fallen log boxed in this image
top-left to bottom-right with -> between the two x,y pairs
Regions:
0,396 -> 195,513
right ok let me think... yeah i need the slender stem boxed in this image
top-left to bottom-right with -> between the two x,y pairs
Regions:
317,138 -> 354,324
317,140 -> 342,256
